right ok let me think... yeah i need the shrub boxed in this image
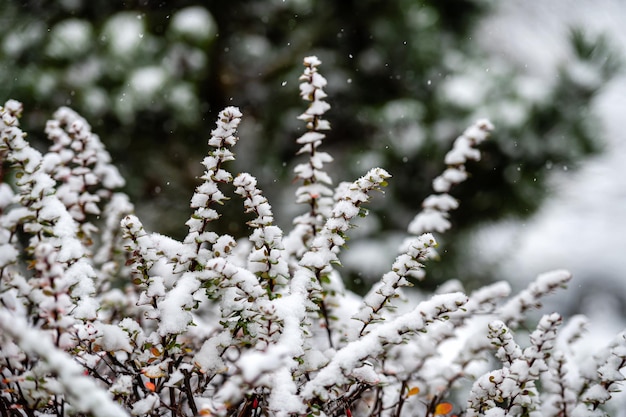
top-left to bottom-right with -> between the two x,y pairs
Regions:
0,56 -> 624,417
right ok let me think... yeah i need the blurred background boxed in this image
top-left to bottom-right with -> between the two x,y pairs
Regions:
2,0 -> 625,326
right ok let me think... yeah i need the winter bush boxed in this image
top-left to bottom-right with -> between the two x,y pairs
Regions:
1,56 -> 625,417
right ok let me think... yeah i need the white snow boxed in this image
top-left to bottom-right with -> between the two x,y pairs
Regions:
130,394 -> 159,415
296,131 -> 325,144
442,74 -> 486,108
306,100 -> 331,116
157,273 -> 200,336
129,66 -> 166,99
0,243 -> 18,268
103,12 -> 145,56
422,194 -> 459,211
95,322 -> 133,353
46,18 -> 92,58
169,6 -> 217,42
408,209 -> 450,235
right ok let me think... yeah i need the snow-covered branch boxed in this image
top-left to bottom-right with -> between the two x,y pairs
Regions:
408,119 -> 493,236
0,309 -> 129,417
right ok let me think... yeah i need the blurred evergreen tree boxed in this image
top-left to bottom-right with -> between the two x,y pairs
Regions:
0,0 -> 620,291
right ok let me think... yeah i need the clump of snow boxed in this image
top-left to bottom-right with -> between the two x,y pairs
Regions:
169,6 -> 217,43
46,19 -> 93,59
128,66 -> 167,101
0,243 -> 18,268
103,12 -> 145,57
94,322 -> 133,353
157,273 -> 200,336
131,394 -> 159,416
441,74 -> 486,108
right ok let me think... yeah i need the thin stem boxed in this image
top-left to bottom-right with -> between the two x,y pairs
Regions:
394,381 -> 408,417
183,369 -> 198,416
319,293 -> 334,349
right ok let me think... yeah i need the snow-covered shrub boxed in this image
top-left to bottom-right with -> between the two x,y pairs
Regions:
0,56 -> 624,417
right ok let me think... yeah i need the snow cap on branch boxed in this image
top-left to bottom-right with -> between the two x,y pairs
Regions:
408,118 -> 493,237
